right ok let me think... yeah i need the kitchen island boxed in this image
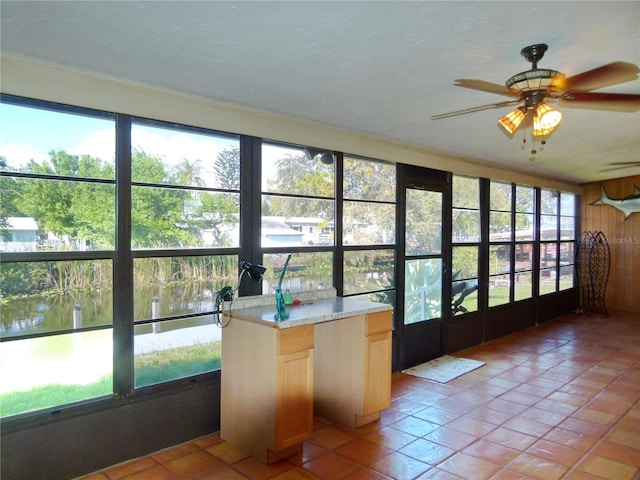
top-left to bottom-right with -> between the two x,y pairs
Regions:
220,289 -> 393,463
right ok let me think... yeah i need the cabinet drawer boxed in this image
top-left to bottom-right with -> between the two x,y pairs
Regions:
366,311 -> 392,336
278,324 -> 314,356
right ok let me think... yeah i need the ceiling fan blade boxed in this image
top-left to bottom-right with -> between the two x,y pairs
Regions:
599,165 -> 640,172
559,92 -> 640,112
431,100 -> 520,120
454,79 -> 519,97
562,61 -> 640,93
606,162 -> 640,166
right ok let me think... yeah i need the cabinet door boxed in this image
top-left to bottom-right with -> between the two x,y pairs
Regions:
275,348 -> 314,449
363,330 -> 392,416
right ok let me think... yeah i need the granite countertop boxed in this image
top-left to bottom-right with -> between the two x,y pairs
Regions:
223,289 -> 392,329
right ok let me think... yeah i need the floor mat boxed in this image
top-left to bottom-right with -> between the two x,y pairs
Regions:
401,355 -> 485,383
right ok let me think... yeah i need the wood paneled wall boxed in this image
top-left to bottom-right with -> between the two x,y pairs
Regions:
581,175 -> 640,314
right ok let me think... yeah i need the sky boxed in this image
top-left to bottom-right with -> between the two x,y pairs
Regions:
1,102 -> 295,184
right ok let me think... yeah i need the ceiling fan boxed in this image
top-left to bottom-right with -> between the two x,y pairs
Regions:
432,44 -> 640,138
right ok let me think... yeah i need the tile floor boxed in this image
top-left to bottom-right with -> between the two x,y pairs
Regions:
78,312 -> 640,480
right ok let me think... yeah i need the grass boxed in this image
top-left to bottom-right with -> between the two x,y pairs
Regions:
0,341 -> 222,418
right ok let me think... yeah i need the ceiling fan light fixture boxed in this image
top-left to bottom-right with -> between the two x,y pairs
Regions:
498,106 -> 528,134
506,69 -> 565,94
533,103 -> 562,136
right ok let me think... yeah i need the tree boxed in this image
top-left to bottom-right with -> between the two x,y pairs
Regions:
215,147 -> 240,190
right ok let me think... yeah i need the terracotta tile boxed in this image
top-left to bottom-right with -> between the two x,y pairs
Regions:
423,426 -> 478,450
446,416 -> 496,437
233,456 -> 295,480
605,428 -> 640,449
519,407 -> 566,427
462,439 -> 519,466
561,469 -> 606,480
466,405 -> 514,426
152,443 -> 200,464
370,451 -> 430,480
363,426 -> 418,450
163,451 -> 224,479
534,398 -> 578,416
271,467 -> 323,479
194,466 -> 248,480
390,416 -> 439,437
117,465 -> 176,480
499,391 -> 542,407
311,426 -> 356,450
485,398 -> 528,416
437,452 -> 499,480
413,406 -> 462,425
191,434 -> 222,450
335,438 -> 393,465
572,407 -> 618,425
288,441 -> 328,466
591,440 -> 640,468
489,469 -> 535,480
378,407 -> 408,425
513,383 -> 554,398
205,441 -> 250,464
414,467 -> 464,479
501,417 -> 552,438
576,455 -> 639,480
399,438 -> 456,465
526,439 -> 584,467
104,458 -> 158,480
303,452 -> 361,479
543,427 -> 598,452
342,467 -> 394,479
484,427 -> 538,451
507,452 -> 568,480
558,417 -> 610,437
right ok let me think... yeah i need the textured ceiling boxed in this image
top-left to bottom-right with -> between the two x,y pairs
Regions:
1,1 -> 639,184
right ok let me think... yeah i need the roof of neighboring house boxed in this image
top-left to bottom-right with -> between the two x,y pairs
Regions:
6,217 -> 38,230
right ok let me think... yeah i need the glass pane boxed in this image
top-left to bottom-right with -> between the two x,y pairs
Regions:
0,102 -> 115,179
560,216 -> 575,240
404,258 -> 442,324
539,268 -> 556,294
559,265 -> 574,291
261,196 -> 334,247
132,186 -> 239,249
406,189 -> 441,256
489,244 -> 511,275
541,243 -> 557,268
133,256 -> 237,321
515,185 -> 534,213
131,122 -> 239,189
489,275 -> 510,307
344,249 -> 395,295
541,189 -> 558,215
0,260 -> 113,338
1,329 -> 113,417
490,212 -> 511,240
349,290 -> 396,312
515,213 -> 534,241
452,209 -> 480,243
452,246 -> 478,280
540,215 -> 558,240
452,280 -> 478,316
514,244 -> 533,271
514,271 -> 533,301
452,176 -> 479,209
343,157 -> 395,201
0,177 -> 115,251
490,181 -> 511,211
134,315 -> 220,387
560,192 -> 575,217
262,252 -> 333,294
262,144 -> 334,197
560,242 -> 574,265
343,201 -> 395,245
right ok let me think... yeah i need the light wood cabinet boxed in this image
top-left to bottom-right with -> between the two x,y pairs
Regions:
221,321 -> 314,463
221,299 -> 392,463
314,311 -> 392,428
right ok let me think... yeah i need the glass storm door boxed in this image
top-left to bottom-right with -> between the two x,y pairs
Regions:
398,165 -> 449,370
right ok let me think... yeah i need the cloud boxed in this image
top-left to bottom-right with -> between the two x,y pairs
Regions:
0,143 -> 48,167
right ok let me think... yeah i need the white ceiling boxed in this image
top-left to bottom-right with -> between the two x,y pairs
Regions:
1,1 -> 639,184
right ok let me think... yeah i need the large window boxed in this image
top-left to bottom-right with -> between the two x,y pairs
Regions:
489,181 -> 512,306
514,185 -> 535,301
0,99 -> 116,416
343,157 -> 396,308
451,175 -> 479,315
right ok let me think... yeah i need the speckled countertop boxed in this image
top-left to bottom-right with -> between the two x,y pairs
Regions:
223,288 -> 392,329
